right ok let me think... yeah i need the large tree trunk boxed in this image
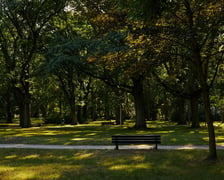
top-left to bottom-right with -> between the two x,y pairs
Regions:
184,1 -> 217,159
132,76 -> 146,129
171,97 -> 186,125
20,96 -> 31,128
193,46 -> 217,160
177,97 -> 186,125
20,77 -> 31,128
19,94 -> 31,128
143,84 -> 157,121
204,90 -> 216,160
70,102 -> 78,125
77,105 -> 87,124
81,105 -> 88,123
190,95 -> 200,128
5,92 -> 13,123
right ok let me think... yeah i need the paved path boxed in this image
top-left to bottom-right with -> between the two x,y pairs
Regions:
0,144 -> 224,150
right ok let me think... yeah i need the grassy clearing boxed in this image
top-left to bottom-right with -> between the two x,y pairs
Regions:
0,149 -> 224,180
0,120 -> 223,146
0,121 -> 224,179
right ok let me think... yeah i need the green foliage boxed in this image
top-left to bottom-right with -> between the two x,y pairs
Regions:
90,31 -> 128,56
0,0 -> 223,139
44,34 -> 88,74
115,0 -> 169,20
44,113 -> 73,125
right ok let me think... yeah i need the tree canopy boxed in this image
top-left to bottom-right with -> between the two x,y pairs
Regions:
0,0 -> 223,160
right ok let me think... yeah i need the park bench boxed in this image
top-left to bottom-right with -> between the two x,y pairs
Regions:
111,135 -> 161,150
101,121 -> 115,126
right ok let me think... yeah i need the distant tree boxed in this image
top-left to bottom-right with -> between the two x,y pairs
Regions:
165,0 -> 223,160
0,0 -> 66,127
117,0 -> 223,160
43,33 -> 88,124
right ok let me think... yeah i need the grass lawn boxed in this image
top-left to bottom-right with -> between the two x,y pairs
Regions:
0,149 -> 224,180
0,120 -> 223,146
0,120 -> 224,179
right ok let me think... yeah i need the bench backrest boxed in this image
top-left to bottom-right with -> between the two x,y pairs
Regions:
112,135 -> 161,145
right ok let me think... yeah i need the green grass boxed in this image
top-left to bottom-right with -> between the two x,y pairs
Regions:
0,120 -> 224,179
0,149 -> 224,180
0,120 -> 224,146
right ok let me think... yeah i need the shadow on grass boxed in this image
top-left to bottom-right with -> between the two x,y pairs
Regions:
0,121 -> 223,146
0,149 -> 224,180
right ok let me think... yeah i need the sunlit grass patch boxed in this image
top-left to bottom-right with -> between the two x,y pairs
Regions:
0,120 -> 223,146
109,163 -> 151,171
0,164 -> 63,180
0,149 -> 224,180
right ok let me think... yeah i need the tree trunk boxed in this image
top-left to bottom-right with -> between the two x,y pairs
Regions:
90,89 -> 97,121
115,104 -> 124,125
172,97 -> 186,125
190,95 -> 200,128
78,105 -> 87,124
82,104 -> 88,123
70,103 -> 78,125
20,93 -> 31,128
179,98 -> 186,125
143,86 -> 156,121
132,77 -> 146,129
104,103 -> 110,120
5,93 -> 13,123
193,46 -> 217,160
20,79 -> 31,128
202,84 -> 217,160
184,0 -> 217,160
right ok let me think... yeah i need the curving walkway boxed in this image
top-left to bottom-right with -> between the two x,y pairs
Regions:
0,144 -> 224,150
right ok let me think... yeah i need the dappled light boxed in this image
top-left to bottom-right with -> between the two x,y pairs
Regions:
0,121 -> 223,179
20,154 -> 40,160
4,154 -> 17,159
0,121 -> 223,146
109,163 -> 151,171
216,135 -> 224,145
171,138 -> 177,142
74,152 -> 95,160
71,138 -> 91,141
0,0 -> 223,178
0,149 -> 224,179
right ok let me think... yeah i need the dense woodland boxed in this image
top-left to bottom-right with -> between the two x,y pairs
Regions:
0,0 -> 223,159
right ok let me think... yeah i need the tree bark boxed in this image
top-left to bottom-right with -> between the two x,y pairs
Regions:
203,88 -> 217,160
20,97 -> 31,128
70,102 -> 78,125
115,104 -> 124,125
193,46 -> 217,160
184,1 -> 217,159
177,97 -> 186,125
5,92 -> 13,123
171,97 -> 186,125
190,95 -> 200,128
132,76 -> 146,129
20,70 -> 31,128
20,85 -> 31,128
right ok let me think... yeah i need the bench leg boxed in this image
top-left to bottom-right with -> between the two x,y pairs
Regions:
115,143 -> 119,150
155,143 -> 158,150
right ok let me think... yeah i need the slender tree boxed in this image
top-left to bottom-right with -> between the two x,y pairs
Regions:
0,0 -> 66,127
117,0 -> 223,160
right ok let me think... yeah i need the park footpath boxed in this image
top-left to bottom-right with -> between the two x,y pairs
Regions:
0,144 -> 224,150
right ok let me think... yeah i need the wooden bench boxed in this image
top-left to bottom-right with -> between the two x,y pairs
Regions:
101,121 -> 115,126
112,135 -> 161,150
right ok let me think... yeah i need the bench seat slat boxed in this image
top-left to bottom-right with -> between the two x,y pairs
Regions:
112,140 -> 160,142
112,135 -> 161,150
112,139 -> 161,141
